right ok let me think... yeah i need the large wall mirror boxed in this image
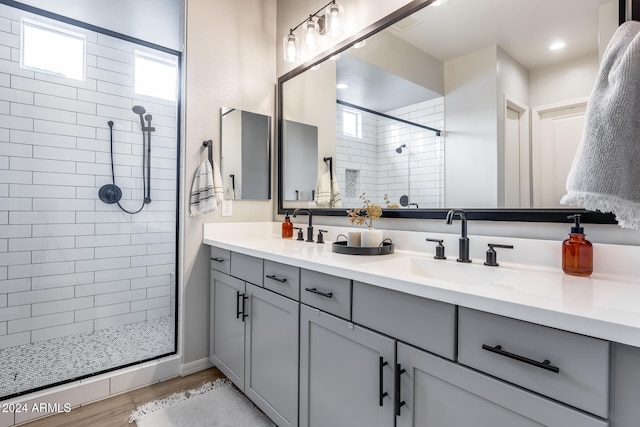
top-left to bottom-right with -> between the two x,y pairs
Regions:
278,0 -> 634,223
221,107 -> 271,200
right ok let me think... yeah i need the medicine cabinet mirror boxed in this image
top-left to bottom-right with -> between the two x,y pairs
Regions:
221,107 -> 271,200
277,0 -> 632,223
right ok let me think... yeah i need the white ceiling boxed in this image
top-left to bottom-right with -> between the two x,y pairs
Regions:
336,0 -> 616,112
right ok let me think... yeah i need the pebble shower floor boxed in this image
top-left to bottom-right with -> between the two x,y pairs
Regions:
0,316 -> 174,399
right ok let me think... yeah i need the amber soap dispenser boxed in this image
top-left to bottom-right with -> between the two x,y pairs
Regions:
282,210 -> 293,239
562,214 -> 593,277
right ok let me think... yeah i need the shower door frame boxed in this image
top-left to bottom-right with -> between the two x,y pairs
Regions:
0,0 -> 181,400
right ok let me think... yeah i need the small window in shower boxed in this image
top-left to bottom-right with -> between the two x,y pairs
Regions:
342,108 -> 362,138
21,19 -> 85,80
135,51 -> 178,101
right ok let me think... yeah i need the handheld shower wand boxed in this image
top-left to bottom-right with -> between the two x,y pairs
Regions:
132,105 -> 146,131
143,114 -> 155,204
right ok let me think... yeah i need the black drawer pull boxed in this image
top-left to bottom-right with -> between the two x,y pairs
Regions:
394,363 -> 406,416
304,287 -> 333,298
212,257 -> 225,262
266,274 -> 287,283
379,357 -> 388,407
482,344 -> 560,374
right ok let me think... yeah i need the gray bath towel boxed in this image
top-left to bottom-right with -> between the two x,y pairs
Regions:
560,21 -> 640,229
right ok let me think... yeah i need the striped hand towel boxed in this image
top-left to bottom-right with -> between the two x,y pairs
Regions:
190,161 -> 223,216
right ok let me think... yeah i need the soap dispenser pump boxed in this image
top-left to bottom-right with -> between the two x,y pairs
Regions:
562,214 -> 593,277
282,210 -> 293,239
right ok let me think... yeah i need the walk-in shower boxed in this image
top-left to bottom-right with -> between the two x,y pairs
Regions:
0,3 -> 179,401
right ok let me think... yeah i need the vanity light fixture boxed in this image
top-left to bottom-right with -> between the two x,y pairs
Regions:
282,0 -> 345,63
549,41 -> 566,50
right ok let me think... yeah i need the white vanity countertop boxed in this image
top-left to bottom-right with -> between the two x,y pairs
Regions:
203,222 -> 640,347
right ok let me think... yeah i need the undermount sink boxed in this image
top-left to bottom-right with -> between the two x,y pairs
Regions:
363,256 -> 518,286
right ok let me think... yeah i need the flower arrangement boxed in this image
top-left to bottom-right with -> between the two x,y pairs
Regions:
346,193 -> 397,229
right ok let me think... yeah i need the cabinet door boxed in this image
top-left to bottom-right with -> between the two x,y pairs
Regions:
245,284 -> 299,427
299,304 -> 395,427
396,342 -> 608,427
210,270 -> 246,390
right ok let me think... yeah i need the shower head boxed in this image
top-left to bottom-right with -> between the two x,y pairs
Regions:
132,105 -> 146,115
396,144 -> 406,153
132,105 -> 146,129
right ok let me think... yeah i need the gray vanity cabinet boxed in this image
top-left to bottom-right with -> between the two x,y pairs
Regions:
209,270 -> 246,386
209,252 -> 299,427
245,283 -> 299,427
299,304 -> 395,427
396,342 -> 608,427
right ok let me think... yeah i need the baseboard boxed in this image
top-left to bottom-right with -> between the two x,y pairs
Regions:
180,357 -> 214,376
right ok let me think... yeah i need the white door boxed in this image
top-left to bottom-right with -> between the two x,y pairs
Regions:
532,101 -> 587,208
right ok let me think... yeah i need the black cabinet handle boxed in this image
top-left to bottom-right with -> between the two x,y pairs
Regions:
394,363 -> 406,416
379,357 -> 388,407
482,344 -> 560,374
265,274 -> 287,283
241,294 -> 248,322
212,257 -> 225,262
236,291 -> 243,319
304,287 -> 333,298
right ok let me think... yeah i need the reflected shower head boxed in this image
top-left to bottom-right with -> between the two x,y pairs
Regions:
132,105 -> 146,129
396,144 -> 406,153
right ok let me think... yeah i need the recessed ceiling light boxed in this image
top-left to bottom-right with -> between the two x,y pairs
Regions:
550,41 -> 566,50
352,40 -> 366,49
310,64 -> 321,71
336,83 -> 349,89
330,53 -> 341,60
431,0 -> 448,6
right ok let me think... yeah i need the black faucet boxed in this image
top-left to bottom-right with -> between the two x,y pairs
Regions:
445,209 -> 471,263
292,208 -> 314,242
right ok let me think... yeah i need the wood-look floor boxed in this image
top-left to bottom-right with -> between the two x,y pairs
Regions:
23,367 -> 225,427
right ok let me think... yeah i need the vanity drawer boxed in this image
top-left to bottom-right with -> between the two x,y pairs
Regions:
210,247 -> 231,275
352,281 -> 456,360
300,269 -> 351,320
458,307 -> 610,418
263,260 -> 300,300
230,252 -> 263,285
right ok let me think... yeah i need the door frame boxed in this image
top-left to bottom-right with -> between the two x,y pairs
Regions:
531,98 -> 588,207
504,95 -> 530,208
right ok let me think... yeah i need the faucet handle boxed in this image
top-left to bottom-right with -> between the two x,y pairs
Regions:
294,227 -> 304,241
317,230 -> 327,244
425,238 -> 446,260
484,243 -> 514,267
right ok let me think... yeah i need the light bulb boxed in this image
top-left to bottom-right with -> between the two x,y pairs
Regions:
303,19 -> 319,53
325,2 -> 344,38
283,32 -> 297,63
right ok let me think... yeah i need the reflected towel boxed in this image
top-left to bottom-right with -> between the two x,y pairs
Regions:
189,161 -> 223,216
315,170 -> 332,205
560,21 -> 640,229
297,190 -> 313,201
331,172 -> 342,208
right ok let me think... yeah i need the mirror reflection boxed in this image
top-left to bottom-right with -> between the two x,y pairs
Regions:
221,107 -> 271,200
280,0 -> 619,211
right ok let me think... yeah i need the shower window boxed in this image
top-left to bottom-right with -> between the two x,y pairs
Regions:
342,108 -> 362,138
20,19 -> 86,81
135,51 -> 178,101
1,3 -> 179,401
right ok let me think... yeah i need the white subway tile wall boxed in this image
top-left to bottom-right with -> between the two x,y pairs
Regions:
0,5 -> 177,398
336,98 -> 444,208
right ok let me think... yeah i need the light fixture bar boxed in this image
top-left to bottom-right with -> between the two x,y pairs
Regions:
288,0 -> 338,34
